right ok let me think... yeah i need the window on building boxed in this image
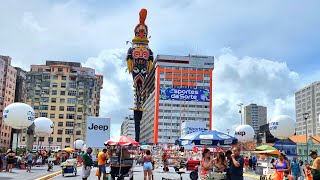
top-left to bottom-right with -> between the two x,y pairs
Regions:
58,68 -> 63,72
77,115 -> 82,120
62,76 -> 67,80
51,98 -> 56,103
41,89 -> 50,95
60,91 -> 65,95
61,83 -> 66,88
50,114 -> 55,118
22,137 -> 25,141
53,75 -> 58,80
51,106 -> 56,110
69,82 -> 77,88
76,131 -> 81,135
59,114 -> 64,119
68,90 -> 77,96
67,98 -> 76,104
41,97 -> 49,102
65,129 -> 73,135
52,82 -> 58,88
57,129 -> 63,134
78,100 -> 83,104
57,138 -> 62,142
51,90 -> 57,95
34,106 -> 39,110
77,107 -> 83,112
67,106 -> 75,111
39,137 -> 44,141
66,121 -> 74,127
58,122 -> 63,126
48,137 -> 53,143
78,91 -> 84,96
59,106 -> 64,111
66,114 -> 75,119
39,112 -> 48,117
60,98 -> 65,103
65,138 -> 70,143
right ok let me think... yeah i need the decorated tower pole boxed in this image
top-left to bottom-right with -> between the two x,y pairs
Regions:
126,9 -> 153,142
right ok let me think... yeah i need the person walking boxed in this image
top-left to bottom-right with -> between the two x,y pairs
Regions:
143,150 -> 153,180
271,152 -> 290,180
97,148 -> 108,180
299,160 -> 306,180
26,151 -> 34,172
225,150 -> 232,180
229,147 -> 244,180
307,150 -> 320,180
6,149 -> 15,173
291,157 -> 300,180
81,147 -> 93,180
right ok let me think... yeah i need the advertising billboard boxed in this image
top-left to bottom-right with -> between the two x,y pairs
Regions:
160,87 -> 210,102
181,121 -> 208,138
86,117 -> 111,149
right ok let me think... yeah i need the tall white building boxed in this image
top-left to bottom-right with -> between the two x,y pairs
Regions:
295,81 -> 320,136
140,55 -> 214,144
243,104 -> 267,134
120,115 -> 135,139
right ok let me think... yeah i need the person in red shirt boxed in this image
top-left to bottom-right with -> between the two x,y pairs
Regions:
244,156 -> 249,172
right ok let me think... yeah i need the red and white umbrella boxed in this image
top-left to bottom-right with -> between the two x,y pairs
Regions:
104,136 -> 139,146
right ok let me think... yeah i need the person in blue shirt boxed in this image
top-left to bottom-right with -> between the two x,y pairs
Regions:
290,157 -> 300,180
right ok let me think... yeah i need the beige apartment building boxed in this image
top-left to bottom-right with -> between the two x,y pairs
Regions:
0,56 -> 17,149
295,81 -> 320,136
19,61 -> 103,150
243,104 -> 267,134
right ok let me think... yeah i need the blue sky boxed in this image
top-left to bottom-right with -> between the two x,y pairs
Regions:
0,0 -> 319,137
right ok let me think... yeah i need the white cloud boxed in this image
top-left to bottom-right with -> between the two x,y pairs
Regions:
212,51 -> 300,133
82,49 -> 134,137
22,12 -> 47,32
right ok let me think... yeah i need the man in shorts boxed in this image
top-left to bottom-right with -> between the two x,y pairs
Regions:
81,148 -> 93,180
97,149 -> 108,180
26,151 -> 34,172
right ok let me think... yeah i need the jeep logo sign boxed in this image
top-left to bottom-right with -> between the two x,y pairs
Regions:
86,117 -> 111,148
235,131 -> 246,136
88,123 -> 109,131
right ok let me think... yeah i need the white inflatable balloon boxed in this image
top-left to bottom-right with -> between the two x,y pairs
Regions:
74,140 -> 85,149
235,125 -> 255,142
34,117 -> 54,137
3,103 -> 35,129
269,115 -> 295,139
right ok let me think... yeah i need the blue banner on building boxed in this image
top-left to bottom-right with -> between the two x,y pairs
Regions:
160,87 -> 210,102
186,127 -> 208,134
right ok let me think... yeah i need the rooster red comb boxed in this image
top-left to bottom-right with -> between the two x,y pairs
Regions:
139,8 -> 147,25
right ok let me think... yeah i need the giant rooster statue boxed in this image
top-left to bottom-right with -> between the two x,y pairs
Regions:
126,9 -> 153,142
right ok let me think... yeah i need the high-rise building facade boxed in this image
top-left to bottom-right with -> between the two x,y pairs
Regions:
295,81 -> 320,136
20,61 -> 103,150
243,104 -> 267,134
120,115 -> 135,140
0,56 -> 17,149
140,55 -> 214,144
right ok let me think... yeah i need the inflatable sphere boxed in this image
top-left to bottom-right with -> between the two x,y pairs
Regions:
3,103 -> 35,129
269,115 -> 295,139
34,117 -> 54,137
74,140 -> 85,149
235,124 -> 255,142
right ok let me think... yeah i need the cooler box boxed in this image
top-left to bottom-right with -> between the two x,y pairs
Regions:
187,160 -> 200,171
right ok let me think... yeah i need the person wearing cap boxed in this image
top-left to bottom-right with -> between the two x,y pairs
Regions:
307,150 -> 320,179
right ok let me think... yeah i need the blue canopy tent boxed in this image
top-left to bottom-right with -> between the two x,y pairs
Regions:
178,130 -> 238,146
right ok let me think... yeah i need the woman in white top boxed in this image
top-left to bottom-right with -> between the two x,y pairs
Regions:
299,160 -> 305,180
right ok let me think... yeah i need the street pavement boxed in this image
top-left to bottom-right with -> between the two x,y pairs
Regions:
52,166 -> 259,180
0,165 -> 61,180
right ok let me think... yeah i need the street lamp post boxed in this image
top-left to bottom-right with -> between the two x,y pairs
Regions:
303,112 -> 310,162
237,103 -> 244,124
